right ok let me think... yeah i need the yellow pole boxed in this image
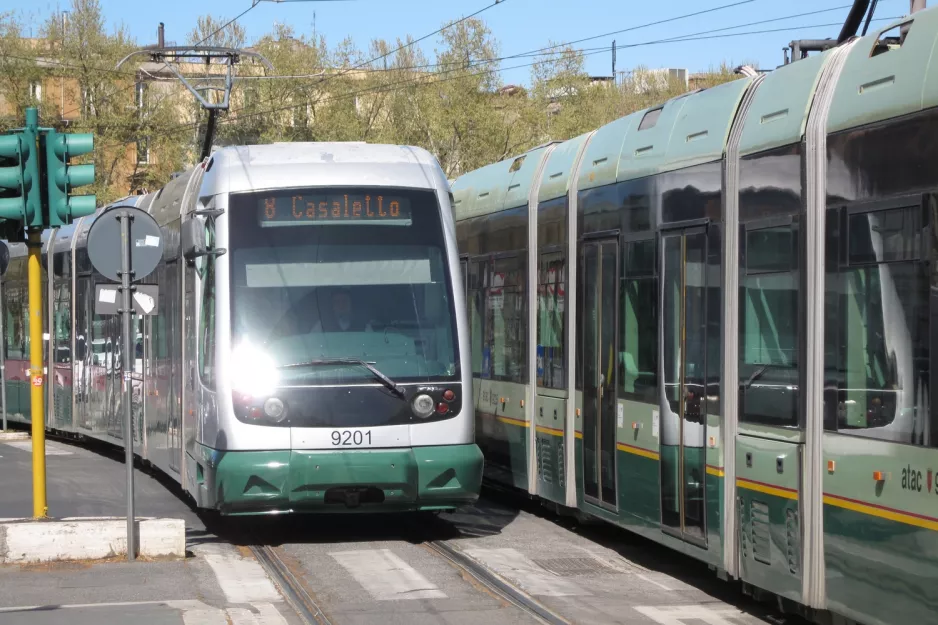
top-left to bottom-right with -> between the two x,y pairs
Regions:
28,229 -> 47,519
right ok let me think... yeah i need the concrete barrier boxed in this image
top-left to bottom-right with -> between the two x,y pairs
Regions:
0,517 -> 186,563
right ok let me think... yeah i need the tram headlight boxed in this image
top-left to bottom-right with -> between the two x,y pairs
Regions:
412,393 -> 435,419
263,397 -> 287,422
231,341 -> 278,397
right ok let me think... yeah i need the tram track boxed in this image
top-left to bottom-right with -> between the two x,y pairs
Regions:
245,522 -> 569,625
249,544 -> 334,625
425,539 -> 571,625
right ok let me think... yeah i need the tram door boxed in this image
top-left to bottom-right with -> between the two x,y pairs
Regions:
659,228 -> 708,545
582,238 -> 618,509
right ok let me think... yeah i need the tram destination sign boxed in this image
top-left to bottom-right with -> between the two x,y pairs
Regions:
258,192 -> 411,227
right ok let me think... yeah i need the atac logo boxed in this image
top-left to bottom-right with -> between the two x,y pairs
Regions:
901,465 -> 934,493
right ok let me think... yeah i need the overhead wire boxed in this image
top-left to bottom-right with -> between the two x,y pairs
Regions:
212,3 -> 889,124
306,0 -> 510,92
61,3 -> 858,84
133,12 -> 900,146
197,0 -> 766,121
49,0 -> 268,122
97,4 -> 905,153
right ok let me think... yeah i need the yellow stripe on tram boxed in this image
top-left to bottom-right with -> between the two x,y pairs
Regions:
535,425 -> 564,437
496,416 -> 529,428
736,478 -> 798,501
616,443 -> 660,461
824,494 -> 938,533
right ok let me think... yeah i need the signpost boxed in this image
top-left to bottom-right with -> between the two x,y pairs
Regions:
87,204 -> 163,561
0,240 -> 9,432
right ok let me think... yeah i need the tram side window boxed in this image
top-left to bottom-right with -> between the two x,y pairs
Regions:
619,239 -> 657,402
3,289 -> 16,359
468,259 -> 485,377
7,289 -> 29,359
198,221 -> 217,388
54,282 -> 71,363
487,256 -> 526,383
739,223 -> 800,428
537,251 -> 565,389
824,204 -> 932,446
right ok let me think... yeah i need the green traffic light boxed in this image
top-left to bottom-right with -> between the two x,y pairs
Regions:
46,129 -> 96,226
0,135 -> 22,159
0,132 -> 35,228
68,195 -> 96,218
63,134 -> 93,157
66,163 -> 95,188
0,167 -> 22,190
0,197 -> 25,220
0,135 -> 24,191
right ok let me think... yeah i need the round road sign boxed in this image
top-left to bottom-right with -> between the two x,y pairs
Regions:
87,205 -> 163,282
0,240 -> 9,277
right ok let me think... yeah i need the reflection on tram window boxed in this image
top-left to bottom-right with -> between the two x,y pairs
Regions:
459,204 -> 529,384
825,204 -> 931,446
488,256 -> 526,383
198,219 -> 218,388
467,260 -> 485,376
848,207 -> 921,264
620,239 -> 657,402
229,188 -> 460,385
739,224 -> 800,428
537,251 -> 565,389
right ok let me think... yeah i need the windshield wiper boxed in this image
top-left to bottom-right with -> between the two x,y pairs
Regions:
277,358 -> 406,400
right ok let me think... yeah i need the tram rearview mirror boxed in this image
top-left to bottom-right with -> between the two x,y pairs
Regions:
182,217 -> 226,265
182,218 -> 206,262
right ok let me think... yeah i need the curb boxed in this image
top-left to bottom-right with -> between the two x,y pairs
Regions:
0,517 -> 186,564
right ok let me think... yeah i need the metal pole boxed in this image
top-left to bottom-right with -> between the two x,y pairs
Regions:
0,272 -> 7,432
28,228 -> 46,518
120,210 -> 136,561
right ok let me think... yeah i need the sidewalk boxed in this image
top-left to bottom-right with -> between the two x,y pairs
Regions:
0,430 -> 202,528
0,431 -> 300,625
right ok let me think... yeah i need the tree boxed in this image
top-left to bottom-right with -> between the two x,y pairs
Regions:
1,1 -> 754,196
40,0 -> 144,203
400,17 -> 532,178
187,15 -> 246,49
0,12 -> 44,128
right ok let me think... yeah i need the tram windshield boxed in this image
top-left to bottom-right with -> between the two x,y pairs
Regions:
228,187 -> 459,393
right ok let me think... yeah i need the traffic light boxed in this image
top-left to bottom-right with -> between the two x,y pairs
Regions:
46,130 -> 95,227
0,127 -> 41,227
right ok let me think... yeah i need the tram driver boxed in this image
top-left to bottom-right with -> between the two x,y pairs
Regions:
312,288 -> 373,333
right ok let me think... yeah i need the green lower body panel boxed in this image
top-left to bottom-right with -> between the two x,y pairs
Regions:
535,432 -> 565,504
736,437 -> 802,602
191,443 -> 484,515
825,504 -> 938,625
617,449 -> 659,527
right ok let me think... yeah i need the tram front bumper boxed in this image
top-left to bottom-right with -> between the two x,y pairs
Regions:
193,443 -> 484,515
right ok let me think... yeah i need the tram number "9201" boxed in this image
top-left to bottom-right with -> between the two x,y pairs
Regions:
331,430 -> 373,446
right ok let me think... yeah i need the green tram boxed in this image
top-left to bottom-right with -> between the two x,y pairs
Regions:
452,10 -> 938,625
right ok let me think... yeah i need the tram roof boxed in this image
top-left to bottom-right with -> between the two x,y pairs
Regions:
200,142 -> 448,196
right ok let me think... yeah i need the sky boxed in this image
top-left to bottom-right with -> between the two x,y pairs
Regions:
8,0 -> 919,85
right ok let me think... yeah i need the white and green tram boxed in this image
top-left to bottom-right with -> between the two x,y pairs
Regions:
3,142 -> 482,515
452,10 -> 938,625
